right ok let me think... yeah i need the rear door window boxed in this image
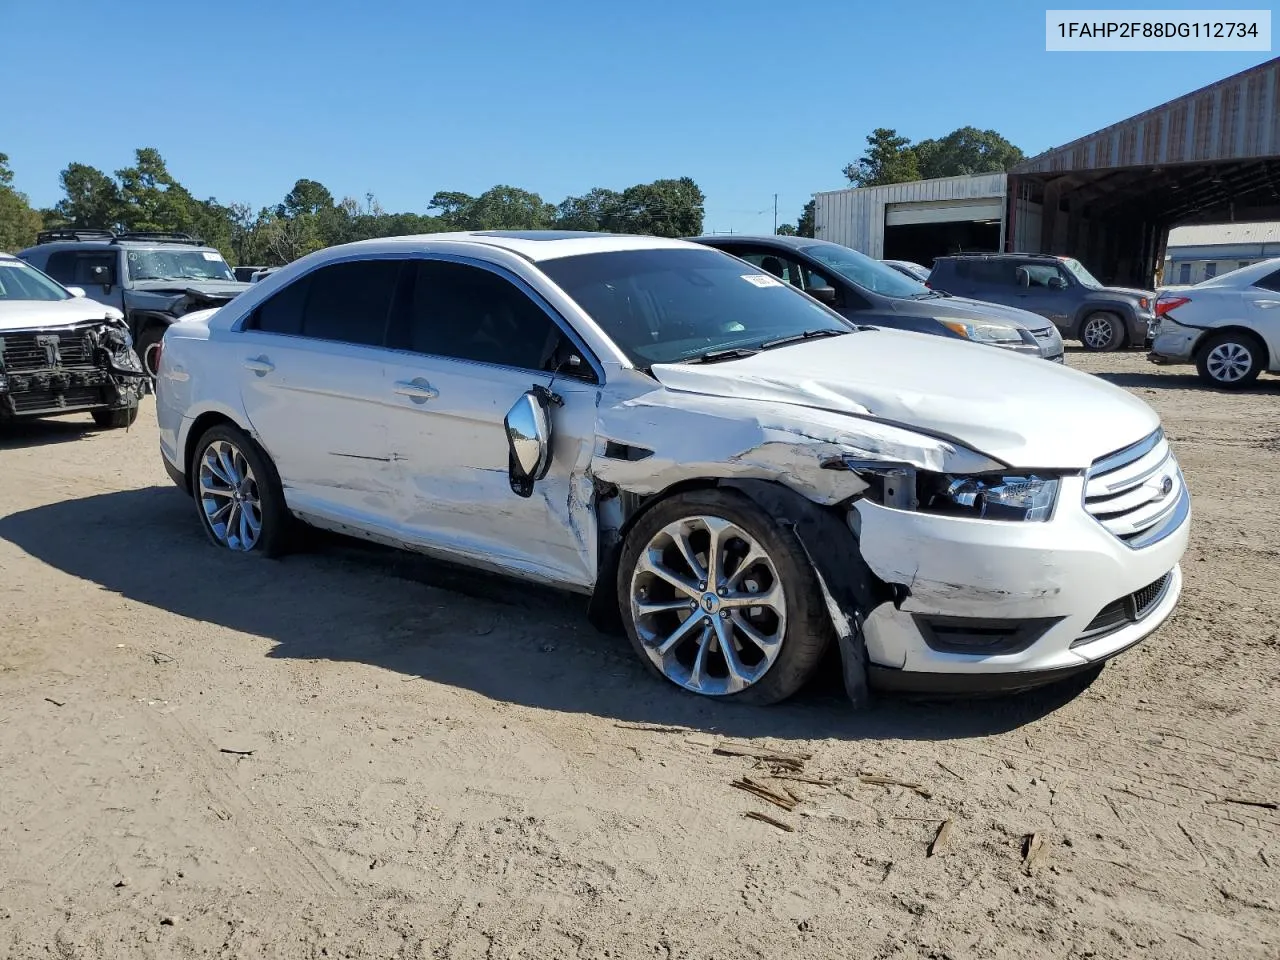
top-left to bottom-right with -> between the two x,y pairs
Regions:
246,259 -> 402,345
967,259 -> 1016,286
46,251 -> 118,286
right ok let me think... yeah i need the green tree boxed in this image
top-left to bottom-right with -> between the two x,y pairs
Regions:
555,187 -> 622,231
843,128 -> 920,187
914,127 -> 1024,179
0,153 -> 42,251
796,199 -> 815,238
53,162 -> 123,228
606,177 -> 704,237
279,178 -> 335,218
115,147 -> 193,232
428,191 -> 477,228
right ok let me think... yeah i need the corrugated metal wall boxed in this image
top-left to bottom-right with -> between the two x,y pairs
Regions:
1015,57 -> 1280,173
814,173 -> 1007,257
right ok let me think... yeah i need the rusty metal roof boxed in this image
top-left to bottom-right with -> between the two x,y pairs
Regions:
1014,58 -> 1280,174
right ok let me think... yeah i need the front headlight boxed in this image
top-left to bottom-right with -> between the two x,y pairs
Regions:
938,319 -> 1025,344
919,473 -> 1060,522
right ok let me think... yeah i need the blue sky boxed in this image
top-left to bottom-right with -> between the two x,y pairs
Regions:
1,1 -> 1272,234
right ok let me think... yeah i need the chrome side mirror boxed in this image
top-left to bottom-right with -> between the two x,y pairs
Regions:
504,389 -> 554,498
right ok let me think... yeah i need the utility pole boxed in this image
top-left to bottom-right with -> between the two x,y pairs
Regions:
773,194 -> 778,234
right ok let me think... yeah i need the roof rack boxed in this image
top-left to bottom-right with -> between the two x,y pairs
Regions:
36,228 -> 116,244
113,231 -> 204,246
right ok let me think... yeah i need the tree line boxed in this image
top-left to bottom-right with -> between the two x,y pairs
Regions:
0,147 -> 706,263
775,125 -> 1024,236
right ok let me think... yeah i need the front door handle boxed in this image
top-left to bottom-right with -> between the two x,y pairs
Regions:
1255,299 -> 1280,309
393,378 -> 439,403
243,356 -> 274,375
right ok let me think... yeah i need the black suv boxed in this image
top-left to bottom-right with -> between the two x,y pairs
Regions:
928,253 -> 1156,352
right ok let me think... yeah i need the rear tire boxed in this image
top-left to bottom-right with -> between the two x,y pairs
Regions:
1079,312 -> 1124,352
617,488 -> 833,705
1195,330 -> 1264,389
92,404 -> 139,430
190,423 -> 292,557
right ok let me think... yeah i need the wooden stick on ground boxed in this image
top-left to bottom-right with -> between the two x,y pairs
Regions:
743,810 -> 795,832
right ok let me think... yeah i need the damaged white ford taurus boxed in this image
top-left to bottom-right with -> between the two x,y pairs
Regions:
156,231 -> 1191,705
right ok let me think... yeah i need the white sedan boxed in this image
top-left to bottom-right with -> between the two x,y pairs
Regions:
1149,258 -> 1280,388
155,231 -> 1189,706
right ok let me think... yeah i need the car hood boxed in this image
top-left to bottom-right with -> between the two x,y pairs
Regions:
649,329 -> 1158,470
1092,286 -> 1155,301
906,294 -> 1050,330
130,280 -> 251,298
0,298 -> 125,332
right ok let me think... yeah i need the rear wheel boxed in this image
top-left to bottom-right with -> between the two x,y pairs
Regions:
191,424 -> 292,556
1079,312 -> 1124,351
1195,330 -> 1264,389
617,489 -> 832,705
91,403 -> 139,429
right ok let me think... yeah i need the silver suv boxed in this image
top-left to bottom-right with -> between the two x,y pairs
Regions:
17,230 -> 251,374
929,253 -> 1156,352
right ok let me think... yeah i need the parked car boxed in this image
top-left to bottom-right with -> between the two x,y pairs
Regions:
929,253 -> 1156,352
250,267 -> 279,283
690,235 -> 1064,362
157,231 -> 1189,706
234,265 -> 267,283
883,259 -> 932,283
1148,258 -> 1280,388
17,230 -> 252,376
0,252 -> 148,427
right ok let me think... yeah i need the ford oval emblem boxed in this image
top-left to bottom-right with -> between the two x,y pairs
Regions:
1160,475 -> 1173,497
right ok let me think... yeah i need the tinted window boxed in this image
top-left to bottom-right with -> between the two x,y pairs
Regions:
960,259 -> 1016,286
392,260 -> 564,371
735,249 -> 835,293
798,242 -> 924,297
46,251 -> 117,286
539,247 -> 851,366
302,259 -> 401,346
251,275 -> 309,336
1016,263 -> 1064,288
1257,268 -> 1280,293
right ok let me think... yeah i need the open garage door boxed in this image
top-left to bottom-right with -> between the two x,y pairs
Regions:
883,198 -> 1004,267
885,198 -> 1005,226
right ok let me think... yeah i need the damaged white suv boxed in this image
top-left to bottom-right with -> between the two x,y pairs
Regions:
156,232 -> 1191,705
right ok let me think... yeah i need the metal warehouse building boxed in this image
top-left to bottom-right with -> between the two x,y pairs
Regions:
815,56 -> 1280,286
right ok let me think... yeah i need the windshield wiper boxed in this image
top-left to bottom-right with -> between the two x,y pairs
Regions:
758,328 -> 850,350
910,290 -> 945,299
682,347 -> 761,364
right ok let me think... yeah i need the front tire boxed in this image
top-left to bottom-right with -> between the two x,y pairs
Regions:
617,489 -> 833,705
1079,312 -> 1124,352
191,424 -> 291,556
91,403 -> 139,429
136,324 -> 165,378
1195,330 -> 1264,389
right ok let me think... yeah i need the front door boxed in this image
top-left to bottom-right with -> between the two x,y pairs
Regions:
379,257 -> 600,589
44,250 -> 125,311
1013,261 -> 1073,329
234,257 -> 404,526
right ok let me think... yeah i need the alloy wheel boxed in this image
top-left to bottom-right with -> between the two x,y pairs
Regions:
1205,341 -> 1252,383
1083,316 -> 1116,349
198,439 -> 263,551
629,516 -> 787,696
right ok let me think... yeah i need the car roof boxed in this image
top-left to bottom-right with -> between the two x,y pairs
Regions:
688,234 -> 826,250
936,252 -> 1065,262
337,230 -> 702,263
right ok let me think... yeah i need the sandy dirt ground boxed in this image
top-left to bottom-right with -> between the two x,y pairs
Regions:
0,349 -> 1277,960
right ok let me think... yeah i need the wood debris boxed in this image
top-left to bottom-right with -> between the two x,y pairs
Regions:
742,810 -> 794,832
1022,832 -> 1050,874
713,742 -> 811,772
770,772 -> 839,787
928,819 -> 955,857
1214,797 -> 1279,811
731,776 -> 798,811
43,697 -> 66,708
858,773 -> 933,799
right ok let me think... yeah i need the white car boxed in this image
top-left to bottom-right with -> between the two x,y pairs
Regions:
882,259 -> 932,284
155,231 -> 1190,705
1150,258 -> 1280,388
0,252 -> 147,427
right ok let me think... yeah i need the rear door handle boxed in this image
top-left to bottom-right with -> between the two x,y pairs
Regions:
393,378 -> 439,403
243,356 -> 274,375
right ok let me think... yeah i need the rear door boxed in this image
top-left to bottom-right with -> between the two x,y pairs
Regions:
377,257 -> 601,588
235,257 -> 405,526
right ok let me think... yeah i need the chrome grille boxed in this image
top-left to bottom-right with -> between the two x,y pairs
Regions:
1073,572 -> 1173,647
1084,429 -> 1188,548
0,326 -> 95,372
1030,326 -> 1057,341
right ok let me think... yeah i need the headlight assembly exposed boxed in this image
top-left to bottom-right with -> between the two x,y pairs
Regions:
938,319 -> 1025,344
834,458 -> 1061,522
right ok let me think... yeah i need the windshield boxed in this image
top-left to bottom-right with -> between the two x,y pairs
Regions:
0,258 -> 72,301
539,247 -> 853,366
1059,257 -> 1102,289
798,243 -> 926,297
126,248 -> 236,282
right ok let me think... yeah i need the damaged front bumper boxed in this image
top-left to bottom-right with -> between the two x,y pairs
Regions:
849,475 -> 1190,693
0,320 -> 150,420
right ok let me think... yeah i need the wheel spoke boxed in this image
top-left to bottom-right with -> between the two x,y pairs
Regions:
670,524 -> 706,581
729,611 -> 782,653
724,547 -> 766,590
202,453 -> 233,487
636,553 -> 701,599
720,582 -> 784,613
714,617 -> 750,693
703,519 -> 728,588
206,500 -> 233,526
238,503 -> 253,547
243,504 -> 262,537
686,623 -> 713,691
635,598 -> 696,617
655,611 -> 705,656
